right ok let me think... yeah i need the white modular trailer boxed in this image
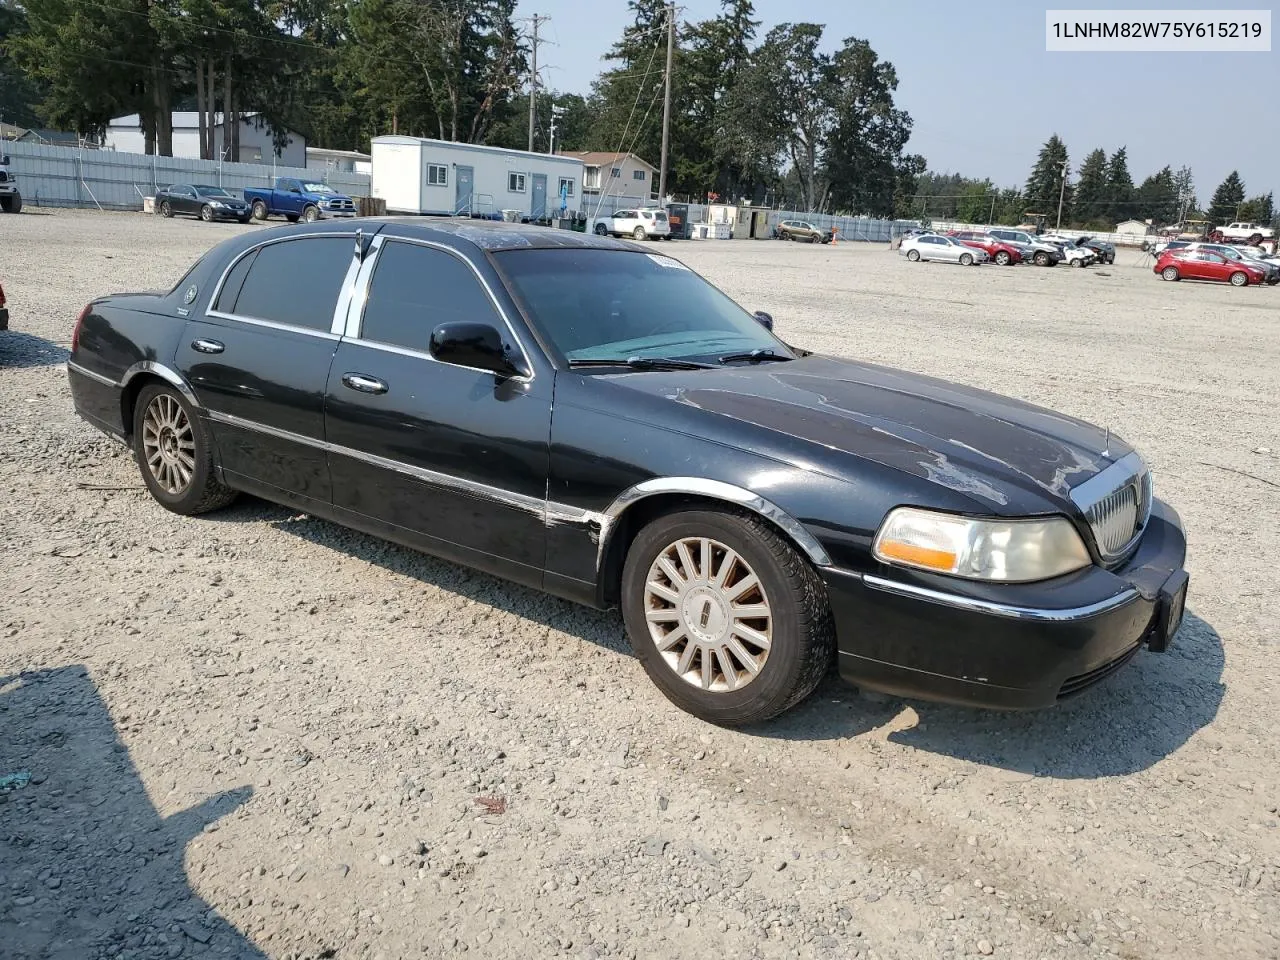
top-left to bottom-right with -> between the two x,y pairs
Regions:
370,136 -> 584,219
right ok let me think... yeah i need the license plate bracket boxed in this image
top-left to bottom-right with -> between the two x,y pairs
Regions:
1148,570 -> 1189,653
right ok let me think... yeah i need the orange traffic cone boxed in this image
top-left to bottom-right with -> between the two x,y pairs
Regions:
831,228 -> 838,245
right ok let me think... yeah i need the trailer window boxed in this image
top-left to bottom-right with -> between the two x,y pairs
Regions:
427,164 -> 448,187
508,172 -> 527,193
558,177 -> 575,197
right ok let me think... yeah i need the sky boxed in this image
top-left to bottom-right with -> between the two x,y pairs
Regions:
513,0 -> 1280,205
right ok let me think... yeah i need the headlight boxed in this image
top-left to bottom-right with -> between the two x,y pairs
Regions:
872,507 -> 1091,582
209,200 -> 225,208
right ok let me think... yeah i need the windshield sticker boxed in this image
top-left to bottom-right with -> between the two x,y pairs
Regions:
647,254 -> 689,270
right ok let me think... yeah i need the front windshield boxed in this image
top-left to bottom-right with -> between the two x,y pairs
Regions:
302,183 -> 336,194
194,185 -> 232,198
495,248 -> 790,364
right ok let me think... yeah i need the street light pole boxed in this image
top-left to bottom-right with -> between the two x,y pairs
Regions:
1056,159 -> 1069,230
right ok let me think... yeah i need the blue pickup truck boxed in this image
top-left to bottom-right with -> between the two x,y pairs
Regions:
242,178 -> 357,223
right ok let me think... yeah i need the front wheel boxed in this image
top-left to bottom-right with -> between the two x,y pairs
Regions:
159,200 -> 173,218
1033,251 -> 1049,266
1161,266 -> 1180,281
0,192 -> 21,214
906,249 -> 921,262
302,204 -> 320,223
200,204 -> 213,222
994,250 -> 1011,266
959,252 -> 974,265
632,226 -> 646,241
132,384 -> 237,515
1230,271 -> 1249,287
251,200 -> 268,221
621,508 -> 834,726
1072,257 -> 1085,268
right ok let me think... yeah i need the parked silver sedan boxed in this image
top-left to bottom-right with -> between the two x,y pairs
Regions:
899,233 -> 990,265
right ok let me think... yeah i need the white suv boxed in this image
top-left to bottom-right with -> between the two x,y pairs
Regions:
599,208 -> 671,241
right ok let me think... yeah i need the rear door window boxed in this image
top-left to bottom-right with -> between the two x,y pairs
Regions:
228,237 -> 353,332
359,240 -> 501,353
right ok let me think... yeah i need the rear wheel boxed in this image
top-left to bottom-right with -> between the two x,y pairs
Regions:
159,200 -> 173,218
621,508 -> 834,726
994,250 -> 1010,266
906,249 -> 921,262
251,200 -> 268,221
959,252 -> 974,265
1230,271 -> 1249,287
594,222 -> 609,235
1249,234 -> 1263,246
1161,266 -> 1180,281
132,384 -> 237,516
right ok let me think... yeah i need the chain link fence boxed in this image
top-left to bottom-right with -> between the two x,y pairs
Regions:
1,140 -> 370,211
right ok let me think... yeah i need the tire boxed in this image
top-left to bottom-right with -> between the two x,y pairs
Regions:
1230,271 -> 1248,287
159,200 -> 173,218
807,235 -> 817,243
594,222 -> 609,236
0,192 -> 20,214
1072,257 -> 1085,268
1249,234 -> 1262,245
1033,251 -> 1049,266
1161,266 -> 1180,281
200,204 -> 213,222
285,214 -> 299,223
251,200 -> 268,221
906,249 -> 921,262
994,250 -> 1010,266
632,226 -> 646,241
131,384 -> 237,516
238,215 -> 251,224
620,507 -> 835,726
302,204 -> 319,224
959,252 -> 974,265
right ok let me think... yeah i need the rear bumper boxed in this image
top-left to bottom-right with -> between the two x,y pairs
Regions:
823,499 -> 1188,709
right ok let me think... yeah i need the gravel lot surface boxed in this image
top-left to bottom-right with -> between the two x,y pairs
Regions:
2,209 -> 1278,960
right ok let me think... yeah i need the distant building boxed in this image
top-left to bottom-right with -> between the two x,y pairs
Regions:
104,113 -> 306,167
559,151 -> 658,205
1115,219 -> 1150,236
306,146 -> 371,176
0,122 -> 83,147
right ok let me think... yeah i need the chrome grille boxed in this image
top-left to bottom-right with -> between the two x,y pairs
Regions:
1069,451 -> 1152,566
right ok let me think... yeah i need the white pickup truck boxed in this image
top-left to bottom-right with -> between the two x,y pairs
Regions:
1211,222 -> 1274,245
0,154 -> 21,214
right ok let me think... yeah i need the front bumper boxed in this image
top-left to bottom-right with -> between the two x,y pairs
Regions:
319,207 -> 357,218
210,208 -> 250,220
0,307 -> 8,331
823,498 -> 1188,709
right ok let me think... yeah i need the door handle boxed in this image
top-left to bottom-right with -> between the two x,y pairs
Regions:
341,373 -> 388,395
191,338 -> 224,354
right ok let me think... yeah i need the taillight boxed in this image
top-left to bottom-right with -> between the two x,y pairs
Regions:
72,302 -> 92,353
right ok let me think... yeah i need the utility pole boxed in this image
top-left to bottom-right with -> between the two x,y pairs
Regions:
657,2 -> 675,203
527,14 -> 549,153
1055,158 -> 1069,230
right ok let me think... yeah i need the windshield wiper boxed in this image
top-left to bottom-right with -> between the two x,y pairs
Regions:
567,356 -> 715,371
718,348 -> 793,364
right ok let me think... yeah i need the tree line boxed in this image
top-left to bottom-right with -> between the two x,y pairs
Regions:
905,134 -> 1276,231
0,0 -> 923,216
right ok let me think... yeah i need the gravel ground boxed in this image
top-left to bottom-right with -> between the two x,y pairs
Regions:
2,209 -> 1278,960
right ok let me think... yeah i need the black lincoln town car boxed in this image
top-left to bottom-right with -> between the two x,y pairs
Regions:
66,219 -> 1189,725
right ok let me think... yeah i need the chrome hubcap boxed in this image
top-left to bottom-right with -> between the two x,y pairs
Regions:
644,537 -> 772,692
142,395 -> 196,495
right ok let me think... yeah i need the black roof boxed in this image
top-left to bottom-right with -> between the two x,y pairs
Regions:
365,217 -> 638,252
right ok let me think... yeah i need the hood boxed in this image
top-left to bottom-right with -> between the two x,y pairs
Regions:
611,355 -> 1124,512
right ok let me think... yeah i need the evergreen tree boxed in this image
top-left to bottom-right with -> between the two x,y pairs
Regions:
1207,170 -> 1246,223
1023,135 -> 1070,223
1071,148 -> 1107,226
1135,166 -> 1178,225
1102,146 -> 1135,224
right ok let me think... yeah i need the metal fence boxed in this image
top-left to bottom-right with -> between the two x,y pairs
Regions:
1,141 -> 371,211
927,219 -> 1155,248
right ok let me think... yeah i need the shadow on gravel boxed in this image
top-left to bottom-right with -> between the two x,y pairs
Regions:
762,611 -> 1224,778
208,498 -> 633,657
0,666 -> 265,959
0,330 -> 70,368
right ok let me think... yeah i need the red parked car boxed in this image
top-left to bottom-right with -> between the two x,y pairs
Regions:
1154,249 -> 1265,287
947,230 -> 1023,266
0,281 -> 8,331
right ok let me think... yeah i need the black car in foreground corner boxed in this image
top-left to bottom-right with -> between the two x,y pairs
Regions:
66,220 -> 1189,725
156,183 -> 251,223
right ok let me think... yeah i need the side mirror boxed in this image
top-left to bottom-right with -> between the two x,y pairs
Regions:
753,311 -> 774,331
429,321 -> 526,378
